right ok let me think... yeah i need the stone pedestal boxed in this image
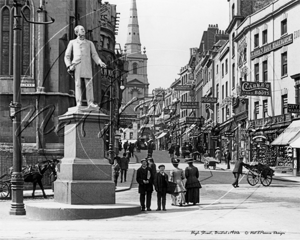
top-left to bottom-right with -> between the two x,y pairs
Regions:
26,107 -> 140,220
54,107 -> 115,204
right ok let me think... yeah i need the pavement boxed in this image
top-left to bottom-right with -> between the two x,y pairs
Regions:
1,150 -> 300,239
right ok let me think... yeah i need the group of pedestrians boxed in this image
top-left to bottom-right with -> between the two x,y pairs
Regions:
136,156 -> 202,212
112,153 -> 130,187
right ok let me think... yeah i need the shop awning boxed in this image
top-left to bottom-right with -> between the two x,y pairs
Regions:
271,120 -> 300,145
184,124 -> 196,135
156,132 -> 168,139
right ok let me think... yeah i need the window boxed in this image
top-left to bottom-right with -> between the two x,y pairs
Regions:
262,30 -> 268,45
254,101 -> 259,120
216,64 -> 219,74
226,82 -> 228,97
281,52 -> 287,76
225,59 -> 228,74
222,63 -> 224,78
130,132 -> 133,139
263,60 -> 268,82
254,63 -> 259,82
232,3 -> 235,18
222,85 -> 224,99
132,62 -> 138,74
263,100 -> 268,118
0,4 -> 31,76
282,94 -> 288,114
254,33 -> 259,48
216,103 -> 220,123
232,33 -> 235,56
222,107 -> 225,122
232,63 -> 235,88
244,74 -> 247,81
216,84 -> 219,99
281,19 -> 287,35
243,48 -> 247,62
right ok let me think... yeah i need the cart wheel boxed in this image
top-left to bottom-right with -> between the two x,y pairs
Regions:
0,182 -> 10,199
260,169 -> 272,186
247,171 -> 259,186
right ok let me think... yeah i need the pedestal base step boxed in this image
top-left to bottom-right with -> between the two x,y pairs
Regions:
26,201 -> 141,220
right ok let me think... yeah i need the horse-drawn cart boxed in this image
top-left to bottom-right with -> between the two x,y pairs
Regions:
0,159 -> 59,199
244,163 -> 275,187
203,157 -> 220,170
0,174 -> 10,199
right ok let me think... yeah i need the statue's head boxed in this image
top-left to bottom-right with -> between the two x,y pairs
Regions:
74,25 -> 85,37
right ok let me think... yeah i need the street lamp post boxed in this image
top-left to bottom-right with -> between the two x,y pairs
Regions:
9,1 -> 25,215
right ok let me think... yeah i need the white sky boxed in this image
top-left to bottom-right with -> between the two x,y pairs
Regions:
108,0 -> 230,92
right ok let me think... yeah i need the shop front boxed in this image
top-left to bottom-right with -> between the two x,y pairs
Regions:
248,114 -> 292,171
271,118 -> 300,175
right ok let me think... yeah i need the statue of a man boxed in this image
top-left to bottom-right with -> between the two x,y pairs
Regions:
64,25 -> 106,108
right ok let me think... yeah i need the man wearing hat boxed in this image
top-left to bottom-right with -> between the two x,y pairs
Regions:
136,159 -> 154,211
232,156 -> 248,188
154,165 -> 169,211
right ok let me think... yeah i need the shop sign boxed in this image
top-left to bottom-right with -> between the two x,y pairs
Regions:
186,117 -> 200,124
202,97 -> 217,103
250,114 -> 289,127
211,136 -> 219,140
287,104 -> 300,113
174,85 -> 192,91
181,102 -> 199,109
250,34 -> 293,60
21,79 -> 35,88
240,81 -> 271,96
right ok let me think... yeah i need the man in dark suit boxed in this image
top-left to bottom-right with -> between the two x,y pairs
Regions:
232,156 -> 247,188
136,159 -> 153,211
154,165 -> 169,211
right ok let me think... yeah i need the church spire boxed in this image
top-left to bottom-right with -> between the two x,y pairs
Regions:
125,0 -> 141,54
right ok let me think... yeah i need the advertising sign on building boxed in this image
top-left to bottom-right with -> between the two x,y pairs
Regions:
186,117 -> 200,124
287,104 -> 300,113
240,81 -> 271,96
174,85 -> 192,91
181,102 -> 199,109
202,97 -> 217,103
250,34 -> 293,60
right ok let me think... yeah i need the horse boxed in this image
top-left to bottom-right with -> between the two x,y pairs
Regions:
9,159 -> 59,198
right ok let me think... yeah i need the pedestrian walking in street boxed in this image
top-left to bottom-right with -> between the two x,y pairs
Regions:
120,153 -> 129,183
123,141 -> 128,153
170,158 -> 186,206
225,149 -> 231,169
136,159 -> 153,211
114,153 -> 121,166
129,143 -> 135,159
112,159 -> 121,188
184,158 -> 201,205
232,156 -> 247,188
168,144 -> 175,158
154,165 -> 169,211
147,140 -> 154,157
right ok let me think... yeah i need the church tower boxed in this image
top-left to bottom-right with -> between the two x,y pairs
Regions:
122,0 -> 149,112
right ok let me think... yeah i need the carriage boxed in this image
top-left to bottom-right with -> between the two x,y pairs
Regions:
244,163 -> 275,187
0,159 -> 59,199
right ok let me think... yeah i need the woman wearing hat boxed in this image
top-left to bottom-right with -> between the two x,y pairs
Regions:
184,158 -> 201,205
170,158 -> 186,206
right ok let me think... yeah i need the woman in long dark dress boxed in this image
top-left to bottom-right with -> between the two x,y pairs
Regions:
184,158 -> 201,205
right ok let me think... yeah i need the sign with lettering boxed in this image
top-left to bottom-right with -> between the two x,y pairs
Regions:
202,97 -> 217,103
251,34 -> 293,60
186,117 -> 201,124
174,85 -> 192,91
240,82 -> 271,96
288,104 -> 300,113
21,79 -> 35,88
181,102 -> 199,109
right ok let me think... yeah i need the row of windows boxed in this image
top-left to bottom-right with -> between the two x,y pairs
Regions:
253,52 -> 287,82
254,94 -> 288,120
254,19 -> 287,48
